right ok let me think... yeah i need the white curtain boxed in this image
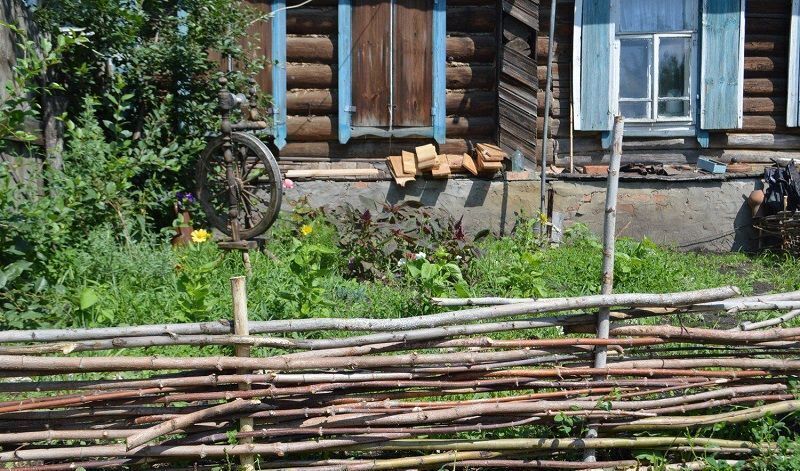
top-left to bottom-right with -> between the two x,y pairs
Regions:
618,0 -> 685,32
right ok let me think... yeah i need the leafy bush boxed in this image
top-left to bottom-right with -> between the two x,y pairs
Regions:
330,201 -> 479,281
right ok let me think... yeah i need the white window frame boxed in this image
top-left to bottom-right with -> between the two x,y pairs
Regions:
611,0 -> 699,137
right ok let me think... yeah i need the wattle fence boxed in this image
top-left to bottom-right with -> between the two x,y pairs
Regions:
1,281 -> 799,470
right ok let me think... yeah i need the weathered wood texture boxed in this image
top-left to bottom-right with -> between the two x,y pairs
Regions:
209,0 -> 272,92
394,0 -> 433,126
351,0 -> 392,126
498,0 -> 539,160
538,0 -> 800,163
282,0 -> 503,161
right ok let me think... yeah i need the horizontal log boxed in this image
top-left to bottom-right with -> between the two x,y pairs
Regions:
279,138 -> 491,159
287,7 -> 495,35
287,36 -> 335,63
744,56 -> 786,75
743,97 -> 785,115
714,133 -> 800,150
287,89 -> 496,116
287,64 -> 496,90
745,78 -> 787,96
286,116 -> 495,140
285,35 -> 496,64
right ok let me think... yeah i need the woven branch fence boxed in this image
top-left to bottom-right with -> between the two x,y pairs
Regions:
0,283 -> 799,470
4,120 -> 799,470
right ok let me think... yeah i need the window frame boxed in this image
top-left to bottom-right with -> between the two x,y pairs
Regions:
610,0 -> 699,136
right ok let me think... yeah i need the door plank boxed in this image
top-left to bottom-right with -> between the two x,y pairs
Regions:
352,0 -> 392,126
393,0 -> 433,126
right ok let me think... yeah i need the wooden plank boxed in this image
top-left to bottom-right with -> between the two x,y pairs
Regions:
352,0 -> 391,127
447,6 -> 495,33
502,0 -> 539,30
286,168 -> 381,177
788,0 -> 800,127
432,0 -> 447,143
576,0 -> 612,131
501,45 -> 537,85
700,0 -> 745,130
337,0 -> 352,144
273,0 -> 287,149
394,0 -> 433,127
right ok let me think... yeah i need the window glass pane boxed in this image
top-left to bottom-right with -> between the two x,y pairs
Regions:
658,99 -> 690,118
619,39 -> 651,99
620,101 -> 650,119
618,0 -> 686,33
658,37 -> 690,99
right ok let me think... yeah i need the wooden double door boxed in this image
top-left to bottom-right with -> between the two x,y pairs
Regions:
351,0 -> 433,129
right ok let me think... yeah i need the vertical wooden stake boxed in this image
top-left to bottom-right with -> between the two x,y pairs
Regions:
231,276 -> 255,471
584,115 -> 624,462
241,251 -> 253,277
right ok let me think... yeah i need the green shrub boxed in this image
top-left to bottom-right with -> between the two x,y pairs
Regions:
330,201 -> 478,281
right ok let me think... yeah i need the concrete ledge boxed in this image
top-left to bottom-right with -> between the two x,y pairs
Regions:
282,177 -> 761,252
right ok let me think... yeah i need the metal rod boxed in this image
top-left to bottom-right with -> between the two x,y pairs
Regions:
585,115 -> 624,462
539,0 -> 557,234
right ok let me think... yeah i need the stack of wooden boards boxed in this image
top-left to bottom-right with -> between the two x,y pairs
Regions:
386,143 -> 508,187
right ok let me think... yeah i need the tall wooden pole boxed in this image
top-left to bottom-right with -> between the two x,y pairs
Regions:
539,0 -> 557,235
231,276 -> 255,471
584,115 -> 624,462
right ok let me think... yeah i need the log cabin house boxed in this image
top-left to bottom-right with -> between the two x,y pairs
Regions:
543,0 -> 800,172
229,0 -> 539,172
231,0 -> 800,178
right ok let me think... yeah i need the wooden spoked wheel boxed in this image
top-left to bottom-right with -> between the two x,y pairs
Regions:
196,132 -> 282,239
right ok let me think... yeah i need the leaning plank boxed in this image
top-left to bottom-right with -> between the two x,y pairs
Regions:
285,169 -> 380,178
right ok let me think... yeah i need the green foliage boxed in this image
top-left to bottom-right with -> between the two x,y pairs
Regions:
0,22 -> 87,144
279,226 -> 339,317
466,217 -> 549,299
403,248 -> 469,298
331,201 -> 478,281
175,245 -> 222,321
33,0 -> 269,139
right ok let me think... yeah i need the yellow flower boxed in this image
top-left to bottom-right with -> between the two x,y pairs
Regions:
300,224 -> 313,236
191,229 -> 212,243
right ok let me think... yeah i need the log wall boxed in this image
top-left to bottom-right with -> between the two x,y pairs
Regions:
538,0 -> 800,167
281,0 -> 501,162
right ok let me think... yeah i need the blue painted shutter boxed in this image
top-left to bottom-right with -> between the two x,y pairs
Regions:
699,0 -> 745,130
337,0 -> 352,144
272,0 -> 287,149
574,0 -> 613,131
432,0 -> 446,144
787,0 -> 800,127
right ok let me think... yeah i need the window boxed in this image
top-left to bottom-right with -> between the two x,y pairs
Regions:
613,0 -> 698,133
573,0 -> 744,135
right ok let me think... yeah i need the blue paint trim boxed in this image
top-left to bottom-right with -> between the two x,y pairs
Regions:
696,130 -> 710,148
699,0 -> 744,130
337,0 -> 352,144
579,0 -> 613,131
432,0 -> 446,144
601,131 -> 613,149
272,0 -> 287,149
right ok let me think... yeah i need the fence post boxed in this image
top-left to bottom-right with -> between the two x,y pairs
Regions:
231,276 -> 255,471
585,115 -> 624,462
